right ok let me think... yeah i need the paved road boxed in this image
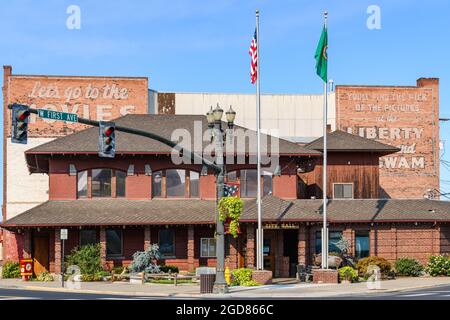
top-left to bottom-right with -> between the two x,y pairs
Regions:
3,285 -> 450,300
329,284 -> 450,300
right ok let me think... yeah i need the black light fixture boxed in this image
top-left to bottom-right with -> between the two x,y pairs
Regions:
201,164 -> 208,176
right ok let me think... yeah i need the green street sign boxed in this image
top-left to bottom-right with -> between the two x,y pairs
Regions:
38,109 -> 78,123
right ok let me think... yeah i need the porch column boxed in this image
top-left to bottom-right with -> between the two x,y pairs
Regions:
144,226 -> 151,251
226,236 -> 238,270
246,224 -> 255,268
100,228 -> 107,268
54,229 -> 61,274
187,225 -> 195,272
298,225 -> 307,265
343,226 -> 354,256
22,229 -> 32,259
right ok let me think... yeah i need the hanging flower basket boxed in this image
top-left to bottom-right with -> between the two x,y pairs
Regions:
218,197 -> 243,238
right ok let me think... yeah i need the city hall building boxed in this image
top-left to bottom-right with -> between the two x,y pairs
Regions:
1,65 -> 449,278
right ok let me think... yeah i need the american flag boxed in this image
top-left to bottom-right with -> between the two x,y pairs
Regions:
224,184 -> 239,197
249,29 -> 257,84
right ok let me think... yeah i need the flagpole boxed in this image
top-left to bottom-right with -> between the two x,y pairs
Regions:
321,11 -> 329,270
255,9 -> 263,271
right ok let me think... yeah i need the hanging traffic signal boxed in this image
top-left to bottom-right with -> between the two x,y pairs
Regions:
11,104 -> 30,144
98,121 -> 115,158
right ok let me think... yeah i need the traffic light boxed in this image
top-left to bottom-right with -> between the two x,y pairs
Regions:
98,121 -> 115,158
11,104 -> 30,144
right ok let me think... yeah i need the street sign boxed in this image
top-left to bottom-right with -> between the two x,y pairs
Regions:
38,109 -> 78,123
60,228 -> 68,240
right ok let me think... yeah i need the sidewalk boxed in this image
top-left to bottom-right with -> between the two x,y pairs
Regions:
1,277 -> 450,298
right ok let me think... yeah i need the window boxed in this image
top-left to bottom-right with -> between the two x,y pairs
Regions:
355,231 -> 370,258
77,170 -> 88,198
189,171 -> 199,198
315,231 -> 343,254
106,229 -> 123,257
116,170 -> 126,197
232,170 -> 273,198
92,169 -> 112,197
152,171 -> 163,197
333,183 -> 353,199
166,169 -> 186,197
152,169 -> 198,198
200,238 -> 216,258
159,229 -> 175,257
241,169 -> 258,197
80,230 -> 97,247
263,171 -> 273,196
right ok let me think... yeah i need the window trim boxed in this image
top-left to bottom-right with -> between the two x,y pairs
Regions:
332,182 -> 354,199
76,168 -> 126,199
158,228 -> 176,258
200,237 -> 217,258
106,229 -> 124,258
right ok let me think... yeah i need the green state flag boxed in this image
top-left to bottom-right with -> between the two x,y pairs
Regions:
314,25 -> 328,82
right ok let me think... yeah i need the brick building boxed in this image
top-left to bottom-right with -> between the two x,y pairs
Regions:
1,115 -> 450,278
0,66 -> 447,278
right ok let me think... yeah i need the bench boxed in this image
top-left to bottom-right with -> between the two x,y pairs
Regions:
296,265 -> 317,282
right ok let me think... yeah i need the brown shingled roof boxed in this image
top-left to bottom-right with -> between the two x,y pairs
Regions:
3,196 -> 450,228
305,130 -> 400,154
25,114 -> 320,156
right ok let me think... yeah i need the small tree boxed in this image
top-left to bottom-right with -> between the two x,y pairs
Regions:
129,244 -> 161,273
66,244 -> 103,275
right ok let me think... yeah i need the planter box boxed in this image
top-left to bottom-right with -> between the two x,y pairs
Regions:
252,270 -> 272,285
129,272 -> 145,285
312,269 -> 339,284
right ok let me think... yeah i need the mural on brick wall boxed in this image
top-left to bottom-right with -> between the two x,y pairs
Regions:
5,74 -> 148,137
336,79 -> 439,199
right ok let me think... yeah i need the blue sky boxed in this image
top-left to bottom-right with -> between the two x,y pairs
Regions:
1,0 -> 450,198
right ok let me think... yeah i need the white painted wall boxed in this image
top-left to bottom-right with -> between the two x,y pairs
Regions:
6,138 -> 54,220
174,92 -> 336,143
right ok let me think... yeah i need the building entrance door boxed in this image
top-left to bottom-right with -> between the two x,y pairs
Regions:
33,236 -> 49,276
263,232 -> 275,273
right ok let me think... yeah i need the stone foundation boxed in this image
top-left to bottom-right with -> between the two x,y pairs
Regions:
312,269 -> 339,284
252,270 -> 272,285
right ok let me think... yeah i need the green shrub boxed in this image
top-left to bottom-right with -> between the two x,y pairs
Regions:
231,268 -> 253,286
112,266 -> 126,274
356,256 -> 392,277
36,271 -> 54,282
426,255 -> 450,276
338,266 -> 358,282
2,261 -> 21,279
395,258 -> 424,277
129,244 -> 161,274
66,244 -> 103,275
160,265 -> 179,273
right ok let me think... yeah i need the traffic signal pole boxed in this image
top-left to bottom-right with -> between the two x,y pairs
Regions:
8,104 -> 221,173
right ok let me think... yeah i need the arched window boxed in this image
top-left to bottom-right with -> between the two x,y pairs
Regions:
152,169 -> 200,198
77,168 -> 126,198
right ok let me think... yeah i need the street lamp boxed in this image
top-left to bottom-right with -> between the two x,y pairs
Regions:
207,103 -> 235,294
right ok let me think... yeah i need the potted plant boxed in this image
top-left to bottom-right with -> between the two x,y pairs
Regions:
218,197 -> 243,238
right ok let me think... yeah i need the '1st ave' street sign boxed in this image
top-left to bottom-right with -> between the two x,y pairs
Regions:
38,109 -> 78,123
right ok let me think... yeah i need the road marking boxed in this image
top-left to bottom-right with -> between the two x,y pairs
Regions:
398,293 -> 435,297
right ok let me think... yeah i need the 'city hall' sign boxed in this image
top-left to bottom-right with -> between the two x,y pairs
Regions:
336,79 -> 439,199
5,72 -> 148,137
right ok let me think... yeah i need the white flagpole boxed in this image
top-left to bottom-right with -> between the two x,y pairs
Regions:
321,11 -> 329,270
255,9 -> 263,271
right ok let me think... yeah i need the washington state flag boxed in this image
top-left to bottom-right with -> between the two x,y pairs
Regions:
314,25 -> 328,82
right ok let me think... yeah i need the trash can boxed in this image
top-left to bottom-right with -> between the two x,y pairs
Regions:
200,273 -> 216,294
